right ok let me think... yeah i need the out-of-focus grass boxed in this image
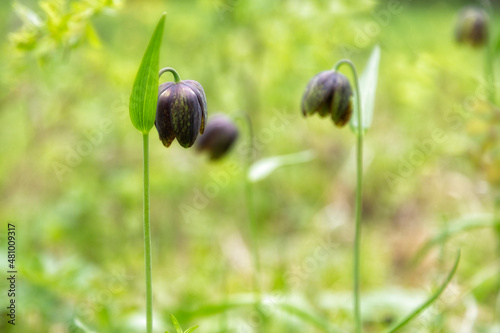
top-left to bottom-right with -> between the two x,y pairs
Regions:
0,0 -> 499,332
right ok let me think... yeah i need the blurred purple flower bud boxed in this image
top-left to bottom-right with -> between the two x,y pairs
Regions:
195,114 -> 239,160
301,70 -> 353,127
455,6 -> 489,48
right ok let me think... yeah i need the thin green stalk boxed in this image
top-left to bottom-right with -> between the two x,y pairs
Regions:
220,264 -> 229,332
245,175 -> 262,293
245,165 -> 268,328
485,34 -> 496,104
386,251 -> 461,333
496,292 -> 500,327
143,133 -> 153,333
484,5 -> 500,321
334,60 -> 363,333
494,193 -> 500,322
236,111 -> 261,293
482,0 -> 495,104
236,111 -> 265,329
159,67 -> 182,83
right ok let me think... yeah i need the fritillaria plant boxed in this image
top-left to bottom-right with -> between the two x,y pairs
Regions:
301,48 -> 460,333
129,13 -> 206,333
302,61 -> 364,332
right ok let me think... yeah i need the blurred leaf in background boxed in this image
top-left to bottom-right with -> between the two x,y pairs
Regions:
9,0 -> 123,63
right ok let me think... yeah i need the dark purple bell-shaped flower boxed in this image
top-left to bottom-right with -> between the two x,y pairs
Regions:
301,70 -> 353,127
195,114 -> 239,160
155,75 -> 207,148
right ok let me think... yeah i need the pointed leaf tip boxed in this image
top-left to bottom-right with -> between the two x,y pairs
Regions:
351,45 -> 380,131
129,14 -> 166,134
385,250 -> 460,333
170,314 -> 182,333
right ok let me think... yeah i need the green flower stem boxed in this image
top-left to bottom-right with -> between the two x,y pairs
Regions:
143,133 -> 153,333
485,34 -> 495,104
236,111 -> 265,328
237,112 -> 261,293
483,0 -> 495,104
159,67 -> 182,83
494,193 -> 500,321
334,60 -> 363,333
486,5 -> 500,318
234,112 -> 261,289
246,176 -> 262,293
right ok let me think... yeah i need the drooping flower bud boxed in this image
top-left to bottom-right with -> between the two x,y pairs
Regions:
301,70 -> 353,127
155,77 -> 207,148
455,6 -> 489,48
195,114 -> 239,160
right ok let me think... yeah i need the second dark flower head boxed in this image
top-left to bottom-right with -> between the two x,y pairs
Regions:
195,114 -> 239,161
301,70 -> 353,127
455,6 -> 489,48
155,68 -> 207,148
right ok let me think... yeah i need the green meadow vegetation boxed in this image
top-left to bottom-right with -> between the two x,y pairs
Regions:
1,0 -> 500,332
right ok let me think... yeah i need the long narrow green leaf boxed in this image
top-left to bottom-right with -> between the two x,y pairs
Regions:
171,297 -> 255,321
184,326 -> 199,333
12,2 -> 42,27
351,45 -> 380,130
73,318 -> 97,333
129,13 -> 166,134
413,213 -> 496,263
170,314 -> 183,333
247,150 -> 316,182
277,303 -> 346,333
386,250 -> 461,333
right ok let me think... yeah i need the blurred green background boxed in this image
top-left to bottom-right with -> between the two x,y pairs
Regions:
1,0 -> 500,332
